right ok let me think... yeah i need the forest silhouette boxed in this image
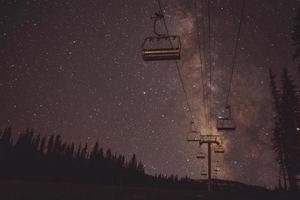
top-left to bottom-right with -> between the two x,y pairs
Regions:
0,127 -> 205,189
269,68 -> 300,191
0,127 -> 269,192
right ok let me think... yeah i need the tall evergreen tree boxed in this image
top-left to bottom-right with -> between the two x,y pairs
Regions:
269,69 -> 287,190
279,68 -> 300,190
269,68 -> 300,190
128,154 -> 137,171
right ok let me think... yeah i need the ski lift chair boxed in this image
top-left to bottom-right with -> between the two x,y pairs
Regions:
187,121 -> 201,142
214,145 -> 225,154
187,131 -> 200,142
196,150 -> 205,159
216,105 -> 236,131
214,168 -> 220,172
201,170 -> 207,176
141,11 -> 181,61
142,36 -> 181,61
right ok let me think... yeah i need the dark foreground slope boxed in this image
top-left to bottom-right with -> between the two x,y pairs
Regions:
0,180 -> 199,200
0,180 -> 299,200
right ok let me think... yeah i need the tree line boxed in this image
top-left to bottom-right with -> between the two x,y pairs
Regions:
265,9 -> 300,191
0,127 -> 202,189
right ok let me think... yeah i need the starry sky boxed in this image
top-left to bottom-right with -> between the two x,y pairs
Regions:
0,0 -> 299,188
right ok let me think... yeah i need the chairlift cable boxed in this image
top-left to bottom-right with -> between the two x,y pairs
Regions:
194,0 -> 210,130
156,0 -> 197,130
207,0 -> 214,130
194,0 -> 215,131
225,0 -> 246,106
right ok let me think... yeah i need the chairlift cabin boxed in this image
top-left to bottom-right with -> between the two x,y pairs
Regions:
141,11 -> 181,61
216,105 -> 236,131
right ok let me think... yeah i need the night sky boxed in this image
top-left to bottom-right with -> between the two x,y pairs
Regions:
0,0 -> 299,188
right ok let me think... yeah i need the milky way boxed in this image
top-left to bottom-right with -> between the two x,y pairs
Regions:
0,0 -> 299,188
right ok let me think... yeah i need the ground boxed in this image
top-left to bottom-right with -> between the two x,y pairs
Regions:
0,180 -> 299,200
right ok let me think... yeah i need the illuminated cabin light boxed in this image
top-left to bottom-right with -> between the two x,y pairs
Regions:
297,128 -> 300,131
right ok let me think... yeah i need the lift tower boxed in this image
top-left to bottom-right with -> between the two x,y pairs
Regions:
187,134 -> 223,192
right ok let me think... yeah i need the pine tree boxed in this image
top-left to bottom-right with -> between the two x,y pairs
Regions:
279,68 -> 300,190
128,154 -> 137,171
90,141 -> 99,161
0,126 -> 13,178
269,68 -> 300,190
39,136 -> 47,155
137,161 -> 145,174
269,69 -> 287,190
80,143 -> 88,159
0,126 -> 12,146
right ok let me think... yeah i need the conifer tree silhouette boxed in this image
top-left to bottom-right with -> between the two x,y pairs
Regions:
269,68 -> 300,190
269,69 -> 288,190
279,68 -> 300,190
